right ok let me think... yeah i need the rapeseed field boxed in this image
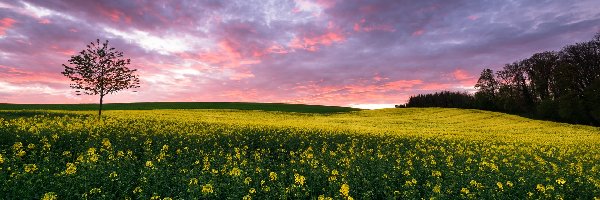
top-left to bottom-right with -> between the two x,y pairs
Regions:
0,107 -> 599,199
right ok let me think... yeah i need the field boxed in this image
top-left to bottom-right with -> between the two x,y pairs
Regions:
1,103 -> 599,199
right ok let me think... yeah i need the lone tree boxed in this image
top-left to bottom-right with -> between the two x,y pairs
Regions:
62,39 -> 140,116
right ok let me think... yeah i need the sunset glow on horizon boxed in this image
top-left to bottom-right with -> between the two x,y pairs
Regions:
1,0 -> 599,107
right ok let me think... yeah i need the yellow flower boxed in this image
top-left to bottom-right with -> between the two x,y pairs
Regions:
536,184 -> 545,193
133,187 -> 143,194
242,194 -> 251,200
24,164 -> 38,173
460,188 -> 470,194
262,185 -> 271,192
244,177 -> 252,185
294,173 -> 305,186
17,150 -> 26,157
189,178 -> 198,186
102,138 -> 112,149
62,151 -> 71,157
87,148 -> 98,162
405,178 -> 417,186
27,143 -> 35,149
145,161 -> 154,168
556,178 -> 566,185
328,175 -> 337,182
331,169 -> 339,176
65,163 -> 77,175
506,181 -> 514,187
109,171 -> 118,179
249,188 -> 256,194
469,180 -> 478,187
90,188 -> 102,194
433,185 -> 441,193
150,195 -> 160,200
12,142 -> 23,151
0,154 -> 4,164
229,167 -> 241,177
318,195 -> 333,200
269,172 -> 277,181
340,183 -> 350,197
431,170 -> 442,177
41,192 -> 58,200
202,184 -> 214,194
163,198 -> 173,200
496,182 -> 503,190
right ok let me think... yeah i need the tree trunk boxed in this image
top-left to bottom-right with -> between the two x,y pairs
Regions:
99,95 -> 104,117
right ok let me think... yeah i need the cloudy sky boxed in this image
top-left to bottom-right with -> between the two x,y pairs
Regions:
1,0 -> 599,108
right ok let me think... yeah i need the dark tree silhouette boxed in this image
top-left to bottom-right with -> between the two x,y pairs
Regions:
402,32 -> 600,126
406,91 -> 475,108
62,39 -> 140,116
474,32 -> 599,125
474,68 -> 498,110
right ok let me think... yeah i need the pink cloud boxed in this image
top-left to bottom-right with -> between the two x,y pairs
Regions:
452,69 -> 477,85
0,65 -> 66,85
38,18 -> 51,24
384,80 -> 424,88
412,29 -> 425,36
99,7 -> 132,23
289,31 -> 345,51
452,69 -> 472,80
266,45 -> 289,54
50,45 -> 76,56
179,40 -> 246,67
0,18 -> 16,35
467,15 -> 479,21
353,23 -> 361,32
418,82 -> 454,90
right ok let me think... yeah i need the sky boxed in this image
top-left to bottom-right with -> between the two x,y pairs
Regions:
1,0 -> 599,109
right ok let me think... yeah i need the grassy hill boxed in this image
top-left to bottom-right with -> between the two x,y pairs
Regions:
0,107 -> 599,199
0,102 -> 360,113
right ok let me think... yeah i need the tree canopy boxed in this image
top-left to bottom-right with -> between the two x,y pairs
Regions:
62,39 -> 140,116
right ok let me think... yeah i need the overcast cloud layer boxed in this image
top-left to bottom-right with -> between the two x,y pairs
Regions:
1,0 -> 599,108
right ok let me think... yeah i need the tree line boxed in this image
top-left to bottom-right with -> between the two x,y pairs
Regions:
401,32 -> 600,126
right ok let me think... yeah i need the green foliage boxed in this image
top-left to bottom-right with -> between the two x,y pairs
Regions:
1,108 -> 599,199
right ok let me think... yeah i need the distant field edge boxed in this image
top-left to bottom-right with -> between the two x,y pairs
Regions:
0,102 -> 361,114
